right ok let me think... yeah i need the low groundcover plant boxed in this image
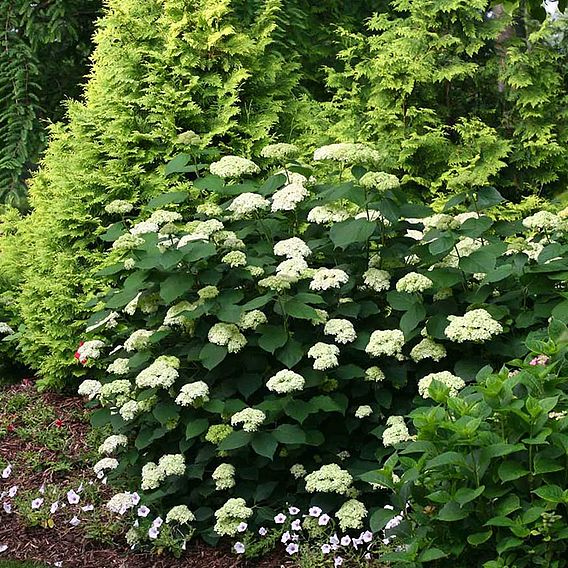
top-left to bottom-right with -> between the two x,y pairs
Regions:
77,145 -> 568,553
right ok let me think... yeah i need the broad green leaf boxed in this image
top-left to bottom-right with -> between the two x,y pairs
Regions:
437,501 -> 469,521
179,241 -> 217,262
498,461 -> 530,482
283,299 -> 320,321
532,484 -> 564,503
100,222 -> 126,242
153,401 -> 179,426
284,400 -> 314,424
258,325 -> 288,353
199,343 -> 227,370
330,218 -> 376,249
147,190 -> 189,207
251,432 -> 278,459
276,338 -> 304,368
369,507 -> 399,532
419,548 -> 448,562
467,530 -> 492,546
218,430 -> 252,451
160,273 -> 194,303
185,418 -> 209,440
454,486 -> 485,506
273,424 -> 306,444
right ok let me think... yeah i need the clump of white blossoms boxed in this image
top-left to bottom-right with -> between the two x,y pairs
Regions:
365,366 -> 385,381
290,464 -> 307,479
440,237 -> 482,268
307,204 -> 351,224
308,342 -> 340,370
147,209 -> 182,225
166,505 -> 195,524
421,213 -> 458,232
228,193 -> 269,219
313,143 -> 381,165
304,464 -> 353,495
141,455 -> 186,489
271,182 -> 309,211
324,319 -> 357,344
382,416 -> 413,447
212,463 -> 236,490
78,379 -> 102,399
214,498 -> 253,536
238,310 -> 267,330
105,200 -> 134,215
85,311 -> 119,332
355,405 -> 373,419
359,171 -> 400,191
107,492 -> 138,515
98,380 -> 131,406
93,458 -> 119,477
396,272 -> 433,293
130,221 -> 160,236
522,211 -> 561,232
445,308 -> 503,343
197,203 -> 223,217
366,329 -> 405,357
335,499 -> 368,531
362,268 -> 390,292
112,233 -> 144,251
99,434 -> 128,455
141,462 -> 164,490
276,257 -> 309,281
222,250 -> 247,268
135,356 -> 180,389
210,156 -> 260,179
124,329 -> 153,352
163,301 -> 197,328
107,358 -> 130,375
76,340 -> 105,363
418,371 -> 466,399
310,268 -> 349,291
260,143 -> 299,160
0,322 -> 14,334
119,400 -> 142,421
410,337 -> 446,362
208,323 -> 247,353
175,381 -> 210,406
160,454 -> 186,477
258,275 -> 292,292
266,370 -> 305,394
231,408 -> 266,432
273,237 -> 312,259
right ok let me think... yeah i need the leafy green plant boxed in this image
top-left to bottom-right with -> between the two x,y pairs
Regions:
382,320 -> 568,567
80,146 -> 568,543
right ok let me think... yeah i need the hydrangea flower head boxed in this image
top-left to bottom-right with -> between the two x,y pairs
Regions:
304,464 -> 353,495
271,183 -> 309,211
212,463 -> 236,490
105,200 -> 134,215
208,323 -> 247,353
135,356 -> 180,389
313,143 -> 381,165
310,268 -> 349,291
228,193 -> 270,219
166,505 -> 195,524
359,171 -> 400,191
396,272 -> 433,293
266,370 -> 305,394
214,498 -> 253,536
365,329 -> 405,357
418,371 -> 465,399
410,338 -> 446,362
260,143 -> 300,160
231,408 -> 266,432
210,156 -> 260,179
382,416 -> 412,447
363,268 -> 390,292
308,342 -> 340,370
444,309 -> 502,343
335,499 -> 368,531
324,319 -> 357,344
273,237 -> 311,259
175,381 -> 210,406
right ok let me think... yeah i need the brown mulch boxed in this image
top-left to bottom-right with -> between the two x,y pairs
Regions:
0,381 -> 291,568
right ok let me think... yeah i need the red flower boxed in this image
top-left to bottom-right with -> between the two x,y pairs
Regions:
54,419 -> 63,428
7,423 -> 15,433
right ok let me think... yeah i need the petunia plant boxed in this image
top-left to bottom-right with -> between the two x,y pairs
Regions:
79,143 -> 568,543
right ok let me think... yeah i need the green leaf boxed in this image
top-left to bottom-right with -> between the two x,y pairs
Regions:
135,426 -> 167,449
199,343 -> 227,370
90,408 -> 111,428
429,235 -> 456,255
100,222 -> 126,242
370,507 -> 399,532
218,430 -> 252,451
185,418 -> 209,440
179,241 -> 217,262
459,216 -> 493,238
496,537 -> 523,555
330,218 -> 376,249
160,273 -> 194,304
437,501 -> 469,521
400,303 -> 426,335
147,190 -> 189,207
164,155 -> 191,177
251,432 -> 278,459
419,548 -> 448,562
460,248 -> 497,274
258,325 -> 288,353
283,299 -> 320,321
273,424 -> 306,444
284,400 -> 314,424
454,486 -> 485,506
241,294 -> 274,311
532,485 -> 564,503
498,461 -> 530,482
153,401 -> 179,426
387,290 -> 419,311
475,187 -> 504,209
276,338 -> 304,368
467,530 -> 492,546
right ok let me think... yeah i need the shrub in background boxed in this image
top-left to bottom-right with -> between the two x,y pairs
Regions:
79,146 -> 568,544
384,320 -> 568,567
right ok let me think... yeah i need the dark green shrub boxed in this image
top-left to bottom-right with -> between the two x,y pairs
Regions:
384,320 -> 568,567
80,146 -> 568,545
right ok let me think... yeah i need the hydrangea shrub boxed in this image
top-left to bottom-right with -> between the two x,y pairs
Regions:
81,145 -> 568,541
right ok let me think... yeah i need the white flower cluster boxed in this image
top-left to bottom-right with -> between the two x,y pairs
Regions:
382,416 -> 412,447
335,499 -> 368,531
359,171 -> 400,191
135,356 -> 180,389
141,454 -> 185,490
410,338 -> 446,362
445,309 -> 503,343
396,272 -> 433,293
304,464 -> 353,495
418,371 -> 465,399
212,463 -> 236,490
260,143 -> 299,160
99,380 -> 131,405
124,329 -> 153,352
273,237 -> 312,259
355,405 -> 373,419
214,498 -> 253,536
310,268 -> 349,291
258,275 -> 292,292
76,340 -> 104,363
365,366 -> 385,381
313,143 -> 381,165
230,408 -> 266,432
107,492 -> 139,515
112,233 -> 144,251
421,213 -> 457,232
175,381 -> 209,406
238,310 -> 267,330
166,505 -> 195,524
163,301 -> 197,328
78,379 -> 102,399
363,268 -> 390,292
0,322 -> 14,335
85,311 -> 119,332
271,182 -> 309,212
276,257 -> 309,281
440,237 -> 482,268
105,200 -> 134,215
119,400 -> 142,421
208,323 -> 247,353
98,434 -> 128,455
197,203 -> 223,217
93,458 -> 119,477
228,193 -> 269,219
210,156 -> 260,179
266,370 -> 305,394
365,329 -> 405,357
308,342 -> 340,370
148,209 -> 182,225
522,211 -> 561,232
290,464 -> 307,479
130,221 -> 159,236
307,204 -> 350,224
222,251 -> 247,267
107,358 -> 130,375
324,319 -> 357,344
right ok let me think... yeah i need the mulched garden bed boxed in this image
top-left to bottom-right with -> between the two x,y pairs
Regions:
0,381 -> 291,568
